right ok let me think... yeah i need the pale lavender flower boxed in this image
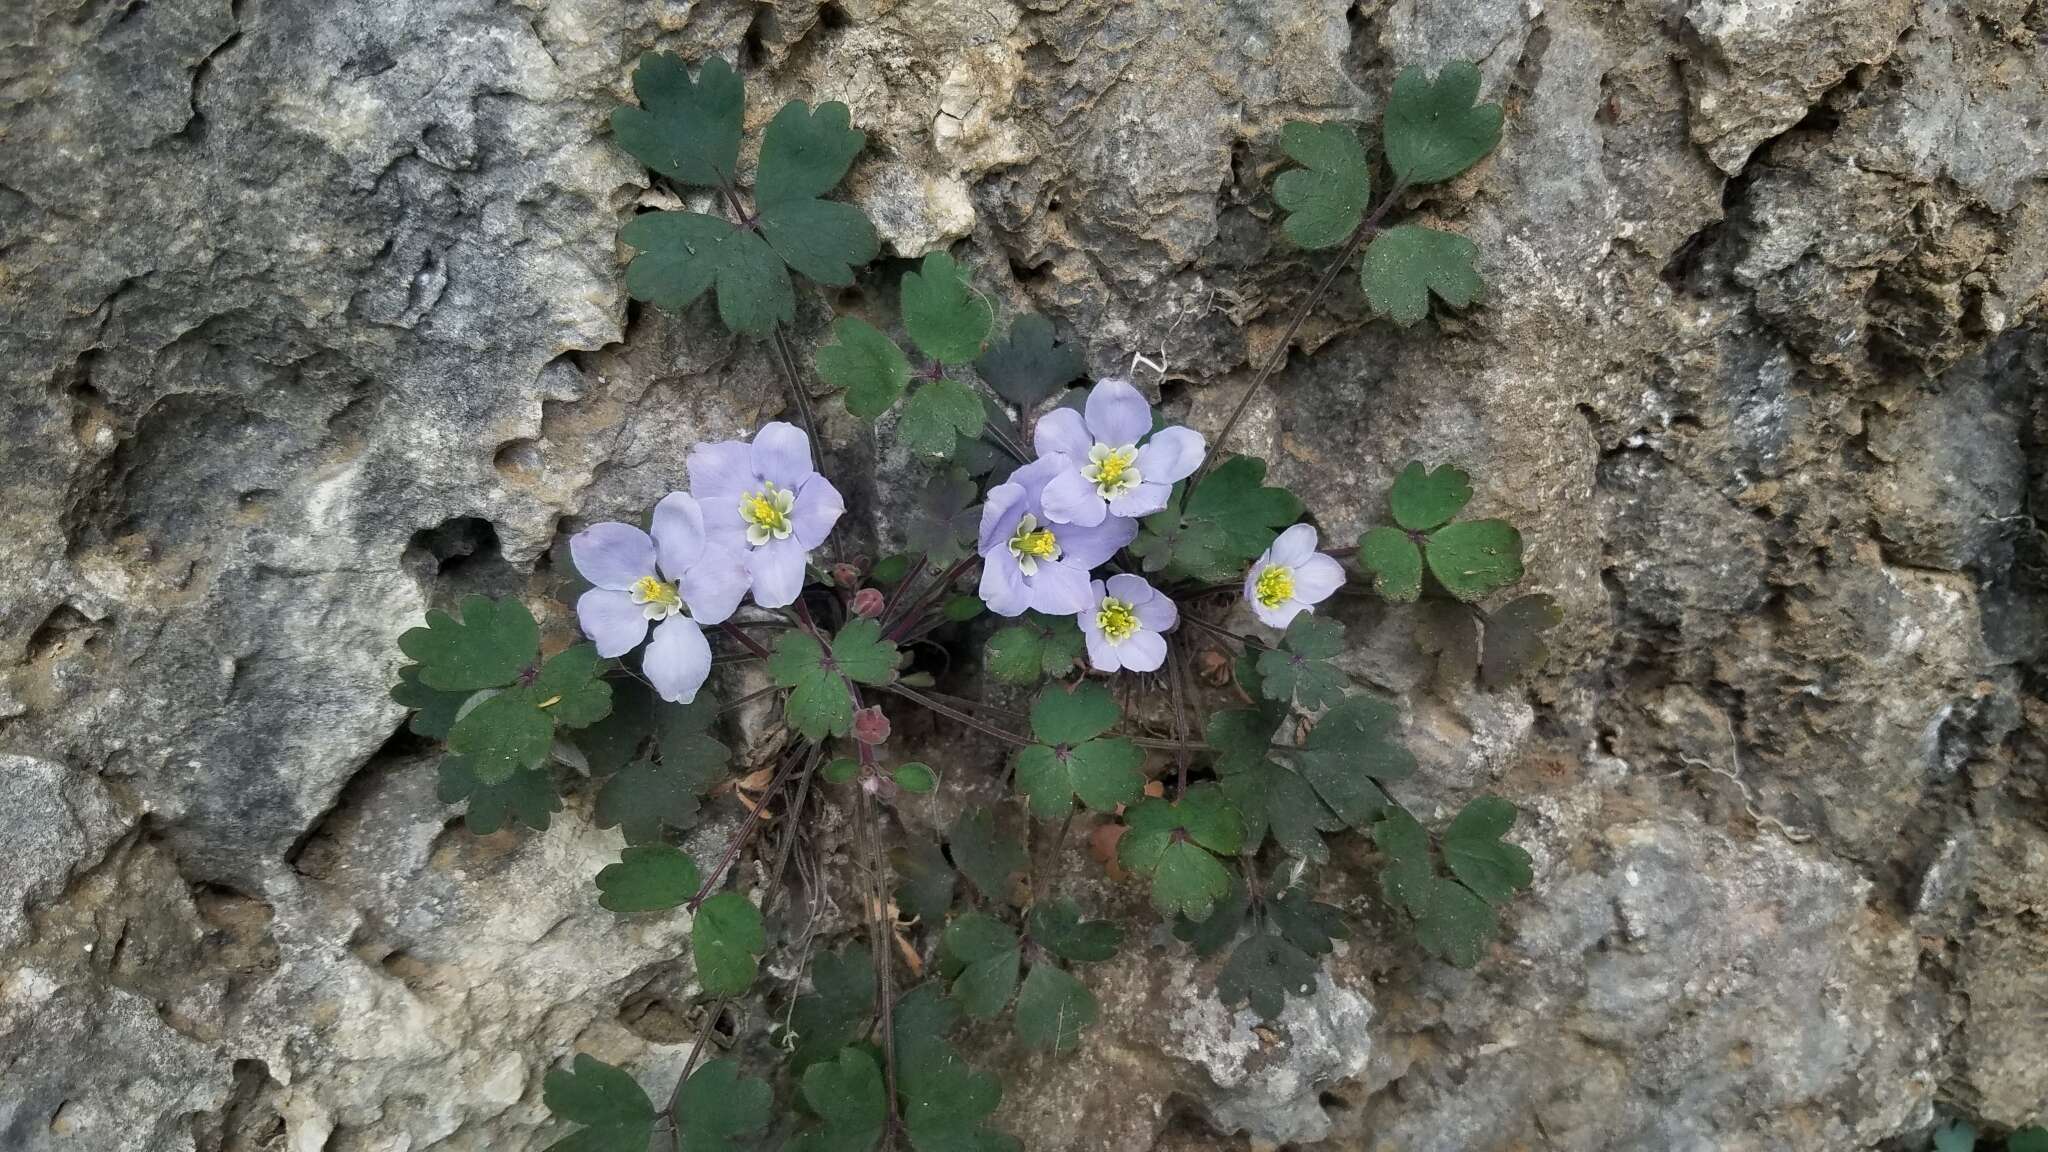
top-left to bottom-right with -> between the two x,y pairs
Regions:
1079,574 -> 1177,673
1034,377 -> 1205,527
1244,523 -> 1346,628
977,455 -> 1137,617
571,493 -> 749,703
686,421 -> 846,608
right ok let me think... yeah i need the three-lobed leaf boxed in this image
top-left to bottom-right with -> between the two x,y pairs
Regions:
985,612 -> 1085,683
1210,705 -> 1345,862
1027,898 -> 1124,963
1218,932 -> 1317,1020
1256,615 -> 1348,711
448,690 -> 554,784
972,314 -> 1082,406
693,890 -> 766,996
770,621 -> 898,741
948,806 -> 1026,904
1382,61 -> 1504,186
893,836 -> 958,924
397,594 -> 539,691
1440,796 -> 1534,905
391,664 -> 468,739
1389,461 -> 1473,531
1118,787 -> 1244,922
899,252 -> 993,364
792,1047 -> 887,1152
437,755 -> 560,834
542,1053 -> 655,1152
941,912 -> 1021,1018
788,946 -> 877,1068
675,1059 -> 773,1152
1014,964 -> 1096,1052
1273,121 -> 1371,249
899,377 -> 985,458
1361,224 -> 1483,327
1015,683 -> 1144,818
1426,519 -> 1524,601
1360,463 -> 1525,603
1135,456 -> 1305,581
596,844 -> 701,915
756,99 -> 866,205
1284,693 -> 1413,827
621,211 -> 795,335
818,316 -> 911,420
611,53 -> 743,186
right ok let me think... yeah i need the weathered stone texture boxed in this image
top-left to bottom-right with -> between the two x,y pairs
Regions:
3,0 -> 2045,1149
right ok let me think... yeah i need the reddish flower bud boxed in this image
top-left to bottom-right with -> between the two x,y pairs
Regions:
852,587 -> 887,618
831,563 -> 862,588
852,705 -> 892,746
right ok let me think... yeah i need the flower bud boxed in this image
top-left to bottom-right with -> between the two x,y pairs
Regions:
852,705 -> 892,746
852,587 -> 887,618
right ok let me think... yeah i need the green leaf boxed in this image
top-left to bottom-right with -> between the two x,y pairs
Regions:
675,1058 -> 773,1152
1411,874 -> 1499,968
1137,456 -> 1305,581
1426,519 -> 1523,601
892,836 -> 958,924
1210,703 -> 1343,862
972,314 -> 1081,406
1029,680 -> 1119,744
1382,60 -> 1504,186
1118,787 -> 1243,922
611,53 -> 743,187
1361,224 -> 1483,327
1266,885 -> 1349,956
906,469 -> 980,565
2007,1126 -> 2048,1152
1387,461 -> 1473,531
948,807 -> 1026,905
758,198 -> 880,288
788,946 -> 877,1068
1256,616 -> 1348,711
793,1048 -> 886,1152
392,664 -> 469,739
597,759 -> 702,845
1933,1121 -> 1977,1152
542,1054 -> 654,1152
1014,964 -> 1096,1052
900,377 -> 986,457
823,757 -> 861,784
941,912 -> 1021,1018
575,676 -> 657,773
596,844 -> 701,915
890,986 -> 1016,1152
1218,933 -> 1317,1020
1441,796 -> 1534,905
693,891 -> 766,996
895,762 -> 939,793
1285,694 -> 1412,826
437,756 -> 559,835
941,595 -> 983,623
1272,121 -> 1370,249
1358,525 -> 1423,603
449,690 -> 555,784
1015,740 -> 1144,820
397,595 -> 539,691
769,630 -> 847,741
1419,599 -> 1481,688
530,644 -> 613,728
1172,873 -> 1250,956
1372,806 -> 1435,916
818,316 -> 911,419
1026,899 -> 1123,963
900,252 -> 993,364
1479,593 -> 1561,689
985,612 -> 1084,683
833,618 -> 900,685
621,211 -> 794,335
756,99 -> 866,205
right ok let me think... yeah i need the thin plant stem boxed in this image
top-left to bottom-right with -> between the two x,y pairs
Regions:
1183,613 -> 1274,651
687,743 -> 807,911
878,555 -> 927,622
887,682 -> 1210,753
1167,639 -> 1192,799
885,555 -> 980,642
717,682 -> 783,715
719,621 -> 775,661
1202,179 -> 1411,473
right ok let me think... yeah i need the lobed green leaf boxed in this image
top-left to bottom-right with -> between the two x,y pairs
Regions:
596,844 -> 701,915
1382,61 -> 1504,186
542,1054 -> 655,1152
1273,121 -> 1371,250
900,252 -> 993,364
611,53 -> 744,187
1014,964 -> 1096,1053
818,316 -> 911,420
397,594 -> 539,692
693,890 -> 766,996
1361,224 -> 1483,327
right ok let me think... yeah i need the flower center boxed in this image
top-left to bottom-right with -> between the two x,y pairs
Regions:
1097,596 -> 1139,643
1007,513 -> 1062,576
1084,443 -> 1142,499
739,481 -> 796,546
630,575 -> 684,620
1254,565 -> 1295,609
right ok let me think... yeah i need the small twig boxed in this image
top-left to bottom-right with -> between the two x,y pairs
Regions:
716,682 -> 783,715
885,556 -> 980,642
1182,613 -> 1274,651
886,684 -> 1034,746
878,555 -> 927,622
1202,179 -> 1411,473
1167,639 -> 1193,800
687,744 -> 808,911
718,621 -> 775,661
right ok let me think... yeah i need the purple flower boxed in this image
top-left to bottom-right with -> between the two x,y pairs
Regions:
571,493 -> 750,703
1033,377 -> 1206,527
977,455 -> 1138,617
1244,524 -> 1346,628
686,422 -> 846,608
1079,574 -> 1177,673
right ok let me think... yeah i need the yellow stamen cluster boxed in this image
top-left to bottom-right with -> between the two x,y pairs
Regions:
739,482 -> 796,545
1007,514 -> 1061,574
1084,443 -> 1142,499
1096,596 -> 1139,643
1254,565 -> 1295,609
631,574 -> 683,619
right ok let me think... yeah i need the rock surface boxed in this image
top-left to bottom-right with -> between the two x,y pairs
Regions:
3,0 -> 2046,1149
